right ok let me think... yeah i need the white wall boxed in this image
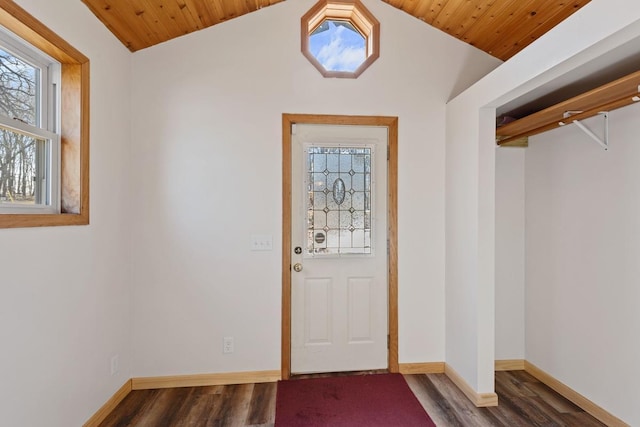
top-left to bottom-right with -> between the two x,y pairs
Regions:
129,0 -> 500,377
446,0 -> 640,396
495,148 -> 525,360
0,1 -> 132,426
526,103 -> 640,426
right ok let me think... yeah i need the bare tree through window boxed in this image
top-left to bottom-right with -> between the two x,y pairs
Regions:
0,47 -> 40,205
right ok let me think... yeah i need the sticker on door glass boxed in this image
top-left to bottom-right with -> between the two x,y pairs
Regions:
306,146 -> 372,255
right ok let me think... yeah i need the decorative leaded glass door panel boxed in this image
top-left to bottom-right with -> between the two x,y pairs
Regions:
305,146 -> 372,256
291,124 -> 388,374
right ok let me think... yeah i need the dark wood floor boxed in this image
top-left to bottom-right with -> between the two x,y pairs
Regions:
99,371 -> 606,426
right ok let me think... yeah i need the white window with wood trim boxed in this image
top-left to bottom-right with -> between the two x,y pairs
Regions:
0,26 -> 60,214
0,0 -> 90,229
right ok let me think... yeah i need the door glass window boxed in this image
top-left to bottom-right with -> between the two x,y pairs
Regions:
305,146 -> 372,255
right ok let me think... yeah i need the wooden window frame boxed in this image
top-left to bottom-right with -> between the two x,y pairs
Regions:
301,0 -> 380,79
0,0 -> 89,229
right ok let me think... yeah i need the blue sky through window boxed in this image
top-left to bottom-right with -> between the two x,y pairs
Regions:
309,20 -> 366,73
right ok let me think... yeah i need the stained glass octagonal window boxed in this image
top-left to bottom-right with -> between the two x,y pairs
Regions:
301,0 -> 380,78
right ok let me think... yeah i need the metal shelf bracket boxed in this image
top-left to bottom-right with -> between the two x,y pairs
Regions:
561,111 -> 609,151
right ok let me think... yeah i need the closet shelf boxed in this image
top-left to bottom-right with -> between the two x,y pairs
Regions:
496,69 -> 640,146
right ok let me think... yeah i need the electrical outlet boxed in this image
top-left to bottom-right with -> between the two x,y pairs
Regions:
223,336 -> 234,354
110,354 -> 119,376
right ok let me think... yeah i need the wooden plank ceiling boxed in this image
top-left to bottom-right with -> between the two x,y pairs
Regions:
81,0 -> 591,60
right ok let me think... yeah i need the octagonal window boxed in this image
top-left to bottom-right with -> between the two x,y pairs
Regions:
302,0 -> 380,78
310,20 -> 365,73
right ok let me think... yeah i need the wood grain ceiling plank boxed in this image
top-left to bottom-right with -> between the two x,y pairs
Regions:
408,0 -> 435,23
431,0 -> 469,30
454,0 -> 521,56
81,0 -> 582,57
432,0 -> 492,38
156,0 -> 201,36
483,0 -> 576,60
228,0 -> 246,20
383,0 -> 402,9
82,0 -> 161,51
383,0 -> 416,16
180,0 -> 215,27
149,0 -> 190,40
420,0 -> 449,25
448,0 -> 495,39
206,0 -> 227,24
244,0 -> 269,14
101,0 -> 177,49
480,0 -> 552,58
172,1 -> 205,32
485,0 -> 566,61
398,0 -> 426,18
212,0 -> 236,21
491,0 -> 590,60
246,0 -> 264,14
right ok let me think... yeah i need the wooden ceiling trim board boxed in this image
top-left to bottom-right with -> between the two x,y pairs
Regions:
485,0 -> 586,60
493,1 -> 590,60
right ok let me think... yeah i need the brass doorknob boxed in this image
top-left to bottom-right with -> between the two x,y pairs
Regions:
293,263 -> 303,272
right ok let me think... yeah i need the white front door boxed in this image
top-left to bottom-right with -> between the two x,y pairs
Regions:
290,123 -> 388,374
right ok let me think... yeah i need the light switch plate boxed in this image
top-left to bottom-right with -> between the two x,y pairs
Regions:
250,234 -> 273,251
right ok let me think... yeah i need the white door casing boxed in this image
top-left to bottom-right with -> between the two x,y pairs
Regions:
290,124 -> 388,374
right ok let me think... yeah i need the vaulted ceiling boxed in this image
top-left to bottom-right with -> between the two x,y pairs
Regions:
81,0 -> 591,61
